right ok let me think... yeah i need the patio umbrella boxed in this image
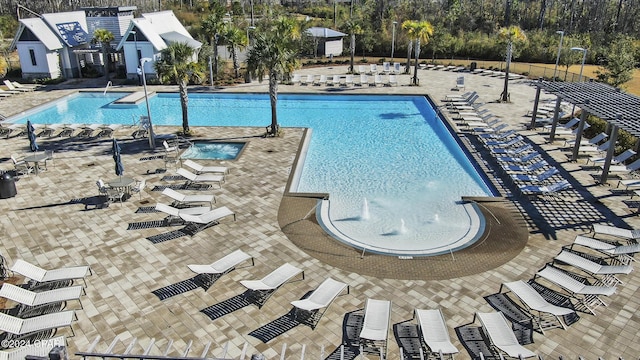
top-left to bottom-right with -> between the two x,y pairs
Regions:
27,120 -> 38,152
112,138 -> 124,177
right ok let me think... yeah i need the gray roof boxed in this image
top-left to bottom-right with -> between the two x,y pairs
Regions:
305,27 -> 346,38
535,80 -> 640,137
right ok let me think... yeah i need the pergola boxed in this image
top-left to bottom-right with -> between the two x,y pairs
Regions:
529,79 -> 640,184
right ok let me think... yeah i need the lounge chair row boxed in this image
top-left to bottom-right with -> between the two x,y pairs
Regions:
291,73 -> 398,87
0,122 -> 122,139
443,91 -> 572,199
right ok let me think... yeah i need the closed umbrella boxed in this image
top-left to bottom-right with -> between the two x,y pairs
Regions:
27,120 -> 38,152
112,138 -> 124,178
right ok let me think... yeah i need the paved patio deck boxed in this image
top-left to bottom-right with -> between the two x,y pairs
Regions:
0,66 -> 639,359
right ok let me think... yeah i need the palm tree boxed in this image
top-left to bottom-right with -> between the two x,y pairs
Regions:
223,24 -> 248,79
201,5 -> 227,82
92,28 -> 114,80
498,25 -> 526,102
246,18 -> 300,137
409,21 -> 434,86
401,20 -> 414,74
154,42 -> 200,135
343,21 -> 362,74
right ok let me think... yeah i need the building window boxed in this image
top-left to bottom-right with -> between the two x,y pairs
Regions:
29,49 -> 36,66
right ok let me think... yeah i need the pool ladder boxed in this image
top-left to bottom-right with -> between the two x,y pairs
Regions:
103,81 -> 112,95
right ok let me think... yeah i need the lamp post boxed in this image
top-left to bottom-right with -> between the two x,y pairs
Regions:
570,47 -> 587,82
553,30 -> 564,81
140,57 -> 155,149
391,21 -> 397,61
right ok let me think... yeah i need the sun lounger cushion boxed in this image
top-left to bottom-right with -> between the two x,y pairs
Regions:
415,309 -> 458,355
240,263 -> 302,291
476,312 -> 537,358
359,298 -> 391,341
290,278 -> 348,312
502,280 -> 574,316
0,283 -> 83,307
536,266 -> 616,296
0,311 -> 75,335
187,249 -> 252,274
10,259 -> 90,283
179,206 -> 236,224
593,224 -> 640,239
555,250 -> 633,275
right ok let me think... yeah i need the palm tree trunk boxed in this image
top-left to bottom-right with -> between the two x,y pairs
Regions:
268,71 -> 279,136
213,35 -> 219,81
405,40 -> 413,74
102,47 -> 109,79
231,46 -> 239,78
501,41 -> 512,102
179,81 -> 190,134
412,39 -> 421,85
350,33 -> 355,73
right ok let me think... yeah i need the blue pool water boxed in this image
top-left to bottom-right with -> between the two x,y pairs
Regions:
181,142 -> 246,160
11,92 -> 495,255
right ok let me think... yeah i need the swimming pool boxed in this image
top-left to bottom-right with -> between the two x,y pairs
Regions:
10,92 -> 496,255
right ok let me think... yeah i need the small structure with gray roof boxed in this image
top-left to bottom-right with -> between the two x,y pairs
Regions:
305,27 -> 346,57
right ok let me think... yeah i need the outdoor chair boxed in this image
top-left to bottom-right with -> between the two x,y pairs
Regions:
600,158 -> 640,173
496,151 -> 541,164
473,311 -> 537,358
129,179 -> 146,200
4,80 -> 32,92
518,180 -> 571,199
0,282 -> 84,309
388,74 -> 398,87
187,249 -> 253,276
510,167 -> 559,183
564,131 -> 608,147
178,206 -> 236,233
176,168 -> 224,189
161,188 -> 214,207
571,235 -> 639,264
0,310 -> 76,336
499,280 -> 575,332
359,298 -> 391,358
96,179 -> 124,203
239,263 -> 304,308
182,159 -> 228,174
155,203 -> 211,226
553,249 -> 633,285
587,149 -> 636,166
592,223 -> 640,240
534,265 -> 615,315
10,259 -> 91,286
414,308 -> 459,357
11,155 -> 33,177
290,277 -> 349,329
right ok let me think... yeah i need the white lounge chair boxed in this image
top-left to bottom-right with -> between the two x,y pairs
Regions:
414,308 -> 459,356
290,74 -> 301,85
4,80 -> 32,92
496,151 -> 541,164
358,65 -> 367,74
382,62 -> 390,73
388,74 -> 398,87
500,280 -> 574,332
176,168 -> 224,188
572,235 -> 639,264
600,158 -> 640,174
155,203 -> 211,225
239,263 -> 303,307
592,223 -> 640,240
187,249 -> 253,275
182,159 -> 228,174
475,312 -> 537,358
0,310 -> 75,335
179,206 -> 236,232
359,74 -> 368,86
344,74 -> 354,86
369,64 -> 378,74
317,75 -> 327,86
302,74 -> 314,85
535,265 -> 615,314
0,335 -> 64,360
554,250 -> 632,285
0,310 -> 76,336
10,259 -> 91,285
161,188 -> 215,207
510,167 -> 559,183
519,180 -> 571,198
491,143 -> 533,155
587,149 -> 636,166
502,160 -> 548,173
0,283 -> 83,308
564,132 -> 608,147
290,277 -> 348,328
359,298 -> 391,357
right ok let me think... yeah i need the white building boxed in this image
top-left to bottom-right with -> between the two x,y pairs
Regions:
305,27 -> 346,57
11,7 -> 136,79
115,11 -> 202,81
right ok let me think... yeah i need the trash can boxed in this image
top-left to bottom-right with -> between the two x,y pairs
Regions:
0,172 -> 17,199
470,62 -> 477,72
